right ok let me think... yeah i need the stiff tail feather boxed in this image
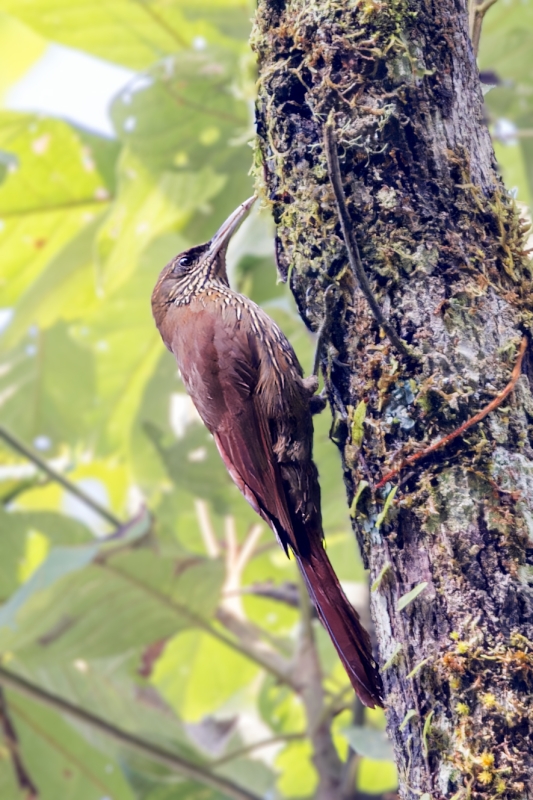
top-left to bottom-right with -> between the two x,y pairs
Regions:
296,546 -> 383,708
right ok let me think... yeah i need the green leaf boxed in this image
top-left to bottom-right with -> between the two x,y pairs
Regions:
341,725 -> 394,761
371,562 -> 392,593
397,581 -> 428,611
6,689 -> 135,800
422,709 -> 434,757
382,642 -> 403,671
12,656 -> 197,758
98,149 -> 225,292
406,657 -> 430,679
1,213 -> 105,348
399,708 -> 418,731
0,0 -> 250,70
0,546 -> 224,663
357,756 -> 398,794
0,543 -> 98,630
0,113 -> 111,307
350,400 -> 367,449
0,322 -> 96,446
0,11 -> 46,99
275,738 -> 317,798
145,422 -> 235,513
152,629 -> 261,722
350,480 -> 369,518
375,486 -> 397,529
480,0 -> 533,121
111,49 -> 248,173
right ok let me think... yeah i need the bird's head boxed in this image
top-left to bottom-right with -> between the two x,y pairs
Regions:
151,196 -> 256,321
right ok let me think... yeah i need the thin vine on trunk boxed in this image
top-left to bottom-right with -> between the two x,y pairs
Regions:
252,0 -> 533,797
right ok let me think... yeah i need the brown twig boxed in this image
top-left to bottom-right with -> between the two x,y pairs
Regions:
376,337 -> 527,490
323,117 -> 412,360
0,687 -> 38,799
469,0 -> 499,57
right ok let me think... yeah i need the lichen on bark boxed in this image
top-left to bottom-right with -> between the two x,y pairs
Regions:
252,0 -> 533,797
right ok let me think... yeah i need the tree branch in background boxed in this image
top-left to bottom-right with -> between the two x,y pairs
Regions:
294,573 -> 344,798
0,667 -> 262,800
103,559 -> 297,687
221,519 -> 263,618
211,731 -> 305,767
0,686 -> 38,799
469,0 -> 500,56
194,499 -> 221,557
0,426 -> 122,528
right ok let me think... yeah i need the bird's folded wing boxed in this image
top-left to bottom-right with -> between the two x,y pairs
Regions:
212,333 -> 297,554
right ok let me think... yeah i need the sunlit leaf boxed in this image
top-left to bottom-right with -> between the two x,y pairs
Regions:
0,0 -> 250,70
0,113 -> 111,307
341,725 -> 394,761
0,546 -> 224,664
111,49 -> 248,172
0,323 -> 96,446
152,629 -> 261,722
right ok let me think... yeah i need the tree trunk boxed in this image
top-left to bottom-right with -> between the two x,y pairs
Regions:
252,1 -> 533,798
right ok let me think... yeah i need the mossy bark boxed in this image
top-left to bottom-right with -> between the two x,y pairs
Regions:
252,1 -> 533,798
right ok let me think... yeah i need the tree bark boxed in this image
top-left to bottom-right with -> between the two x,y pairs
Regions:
252,1 -> 533,798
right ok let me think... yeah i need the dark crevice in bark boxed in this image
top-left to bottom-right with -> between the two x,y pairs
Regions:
252,0 -> 533,797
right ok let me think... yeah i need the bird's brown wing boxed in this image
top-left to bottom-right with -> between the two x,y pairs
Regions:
173,306 -> 297,552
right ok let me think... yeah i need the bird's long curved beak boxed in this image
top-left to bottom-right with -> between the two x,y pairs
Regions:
207,196 -> 256,259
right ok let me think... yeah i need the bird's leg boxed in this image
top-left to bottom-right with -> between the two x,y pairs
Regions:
303,284 -> 340,416
304,283 -> 348,420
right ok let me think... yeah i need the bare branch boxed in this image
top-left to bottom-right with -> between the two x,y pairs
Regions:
0,426 -> 122,528
211,731 -> 305,766
221,522 -> 264,618
194,499 -> 220,557
235,524 -> 263,575
376,336 -> 527,489
469,0 -> 499,56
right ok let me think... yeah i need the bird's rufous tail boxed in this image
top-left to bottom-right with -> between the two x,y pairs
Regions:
296,545 -> 384,708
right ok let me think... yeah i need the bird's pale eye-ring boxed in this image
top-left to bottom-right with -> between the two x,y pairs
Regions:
171,254 -> 192,275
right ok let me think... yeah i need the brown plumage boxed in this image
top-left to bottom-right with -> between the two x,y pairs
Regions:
151,197 -> 383,707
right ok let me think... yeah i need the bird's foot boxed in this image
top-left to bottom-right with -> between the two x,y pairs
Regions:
302,376 -> 328,415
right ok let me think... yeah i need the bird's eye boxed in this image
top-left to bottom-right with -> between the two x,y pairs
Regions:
178,255 -> 192,268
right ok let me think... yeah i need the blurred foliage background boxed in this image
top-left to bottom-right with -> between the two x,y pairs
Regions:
0,1 -> 530,798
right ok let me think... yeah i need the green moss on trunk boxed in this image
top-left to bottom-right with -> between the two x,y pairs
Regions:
252,0 -> 533,797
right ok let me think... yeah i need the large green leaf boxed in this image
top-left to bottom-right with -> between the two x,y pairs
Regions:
480,0 -> 533,120
152,629 -> 261,722
0,544 -> 224,663
1,214 -> 105,348
111,48 -> 249,172
96,147 -> 227,293
0,113 -> 112,307
5,690 -> 135,800
0,0 -> 250,70
0,322 -> 96,446
0,507 -> 95,600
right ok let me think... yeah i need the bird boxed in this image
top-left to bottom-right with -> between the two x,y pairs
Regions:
151,196 -> 383,708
